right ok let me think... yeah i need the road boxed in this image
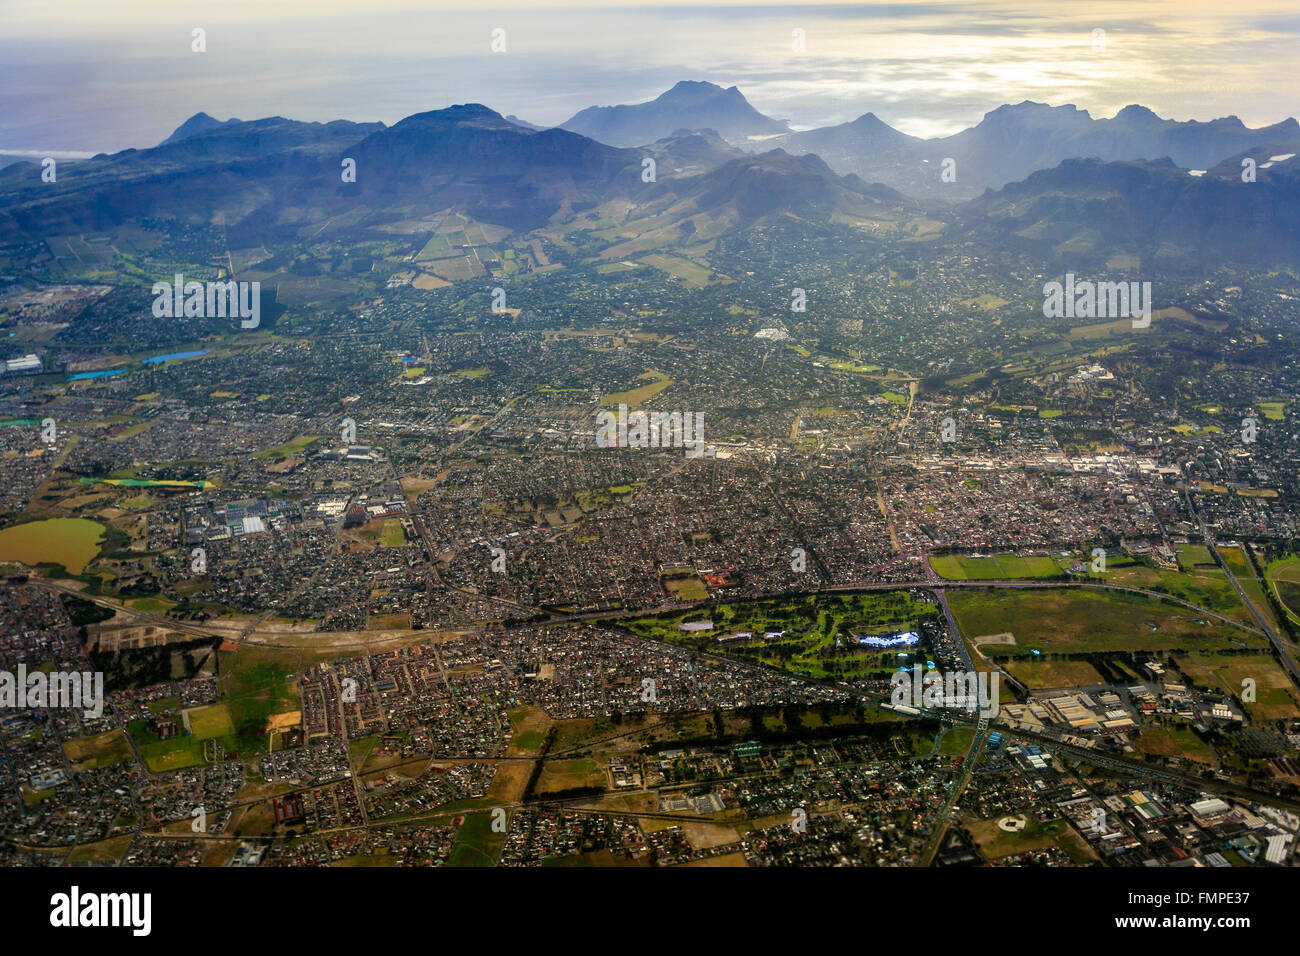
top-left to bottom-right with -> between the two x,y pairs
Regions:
919,716 -> 989,866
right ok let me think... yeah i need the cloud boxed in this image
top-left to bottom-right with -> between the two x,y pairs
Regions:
0,1 -> 1293,152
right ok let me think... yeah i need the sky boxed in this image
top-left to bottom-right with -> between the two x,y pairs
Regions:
1,0 -> 1297,155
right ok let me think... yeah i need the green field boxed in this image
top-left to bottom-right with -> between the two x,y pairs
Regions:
186,703 -> 236,739
662,570 -> 708,601
369,519 -> 407,548
127,722 -> 207,772
449,811 -> 507,867
969,816 -> 1089,862
128,595 -> 177,613
79,477 -> 213,490
937,726 -> 974,755
216,647 -> 302,754
1002,658 -> 1106,690
929,553 -> 1067,581
0,517 -> 106,574
1218,547 -> 1280,631
638,254 -> 713,287
63,729 -> 134,770
601,370 -> 673,408
1135,725 -> 1215,764
254,435 -> 320,459
948,588 -> 1266,657
1176,544 -> 1214,571
128,659 -> 293,771
1102,554 -> 1249,623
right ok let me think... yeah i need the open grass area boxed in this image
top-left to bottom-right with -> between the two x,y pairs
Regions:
449,811 -> 507,867
63,729 -> 134,770
186,702 -> 236,739
1001,658 -> 1105,690
601,369 -> 673,408
254,435 -> 320,459
948,588 -> 1266,657
1176,544 -> 1215,571
506,712 -> 548,759
967,816 -> 1092,862
937,726 -> 974,756
662,570 -> 708,601
638,254 -> 714,287
66,834 -> 135,864
1218,547 -> 1280,632
127,595 -> 177,613
1134,725 -> 1215,764
1101,554 -> 1249,623
1267,556 -> 1300,625
534,757 -> 605,795
363,519 -> 406,548
217,645 -> 302,753
127,724 -> 207,772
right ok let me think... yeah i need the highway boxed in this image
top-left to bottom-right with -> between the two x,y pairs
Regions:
1182,464 -> 1300,690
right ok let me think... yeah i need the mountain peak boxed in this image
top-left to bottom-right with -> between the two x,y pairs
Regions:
1113,104 -> 1161,122
393,103 -> 510,130
560,81 -> 787,147
159,112 -> 242,147
661,80 -> 728,102
849,112 -> 890,127
987,100 -> 1089,119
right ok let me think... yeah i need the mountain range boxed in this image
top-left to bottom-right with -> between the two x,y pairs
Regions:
0,84 -> 1296,269
553,81 -> 1298,201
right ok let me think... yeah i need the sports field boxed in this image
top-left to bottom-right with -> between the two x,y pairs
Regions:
929,553 -> 1067,580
